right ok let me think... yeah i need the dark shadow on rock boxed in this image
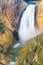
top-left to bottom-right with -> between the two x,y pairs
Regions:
13,31 -> 19,41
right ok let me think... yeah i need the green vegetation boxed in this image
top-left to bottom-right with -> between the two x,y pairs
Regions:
0,45 -> 3,53
15,33 -> 43,65
0,22 -> 6,34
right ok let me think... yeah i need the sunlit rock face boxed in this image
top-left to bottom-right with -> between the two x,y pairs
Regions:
0,22 -> 13,50
36,0 -> 43,30
0,0 -> 20,31
0,21 -> 14,64
0,1 -> 27,65
0,0 -> 27,32
0,0 -> 27,41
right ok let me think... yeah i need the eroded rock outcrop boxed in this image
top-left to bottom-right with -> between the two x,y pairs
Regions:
0,0 -> 27,32
36,0 -> 43,30
0,0 -> 27,65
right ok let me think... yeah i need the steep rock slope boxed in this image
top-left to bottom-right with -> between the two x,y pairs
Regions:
0,0 -> 27,32
36,0 -> 43,30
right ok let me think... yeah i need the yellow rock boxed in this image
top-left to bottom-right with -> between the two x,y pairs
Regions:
36,0 -> 43,30
0,29 -> 13,49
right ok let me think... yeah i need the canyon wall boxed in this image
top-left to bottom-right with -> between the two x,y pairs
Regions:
0,0 -> 27,32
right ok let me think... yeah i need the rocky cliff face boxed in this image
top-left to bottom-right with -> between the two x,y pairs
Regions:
0,0 -> 27,65
36,0 -> 43,30
0,0 -> 27,32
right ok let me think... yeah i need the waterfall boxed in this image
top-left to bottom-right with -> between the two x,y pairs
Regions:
18,4 -> 43,44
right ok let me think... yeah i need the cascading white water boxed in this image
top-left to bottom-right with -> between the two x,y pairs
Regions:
18,4 -> 43,44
